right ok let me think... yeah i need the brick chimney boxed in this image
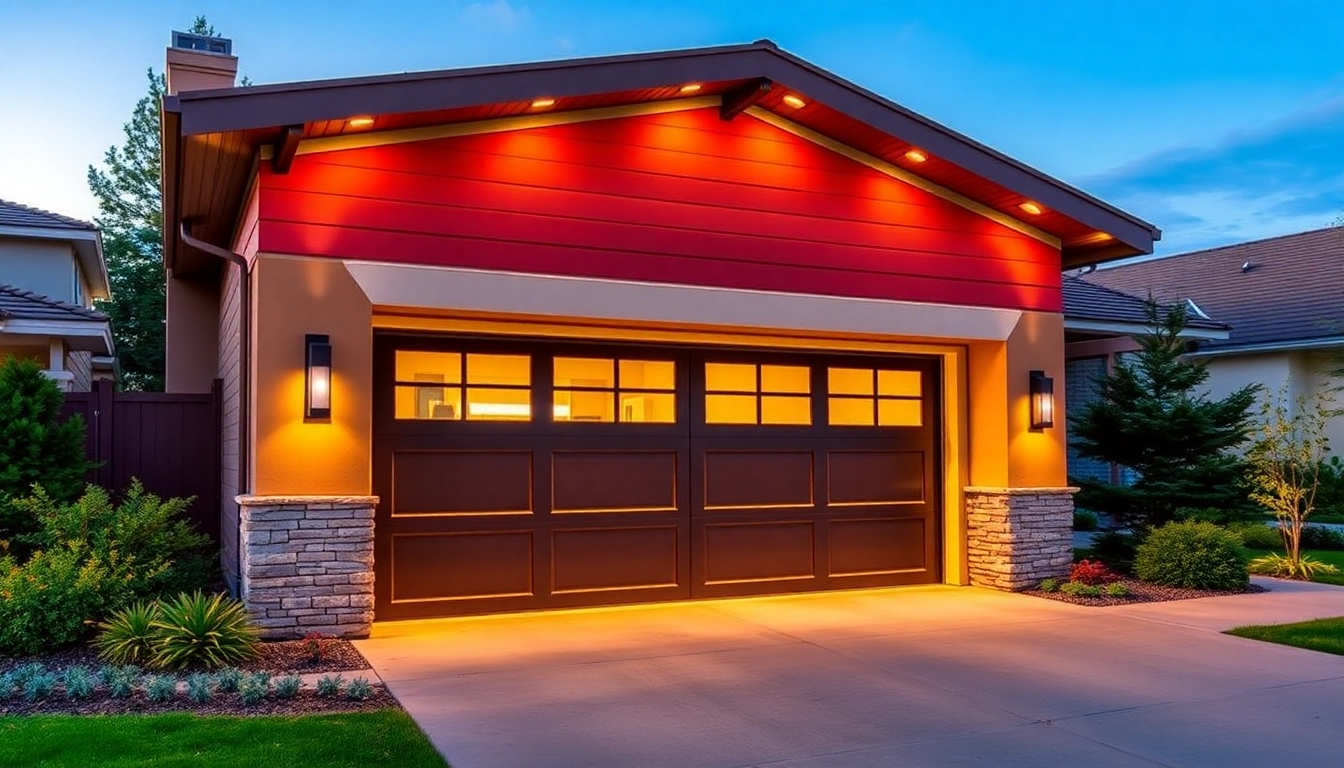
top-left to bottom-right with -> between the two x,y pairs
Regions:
165,30 -> 238,94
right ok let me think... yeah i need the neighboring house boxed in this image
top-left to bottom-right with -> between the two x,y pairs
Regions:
1060,276 -> 1231,483
1086,226 -> 1344,456
158,33 -> 1159,638
0,199 -> 115,390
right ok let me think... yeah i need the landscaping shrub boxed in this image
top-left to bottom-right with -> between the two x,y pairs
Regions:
151,591 -> 260,669
274,674 -> 303,699
214,667 -> 243,693
0,671 -> 16,701
1072,510 -> 1098,531
105,666 -> 137,699
22,670 -> 57,702
301,631 -> 329,663
1227,522 -> 1283,550
1249,552 -> 1341,580
1300,525 -> 1344,551
185,672 -> 214,703
0,356 -> 92,545
0,548 -> 107,655
94,601 -> 162,666
1103,582 -> 1131,597
145,674 -> 177,703
1059,582 -> 1102,597
62,666 -> 97,700
1069,559 -> 1117,585
346,677 -> 373,702
1089,530 -> 1139,573
316,674 -> 344,698
1134,521 -> 1249,590
1037,577 -> 1061,593
238,673 -> 270,706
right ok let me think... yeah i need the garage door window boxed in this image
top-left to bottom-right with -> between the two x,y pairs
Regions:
827,367 -> 922,426
394,351 -> 532,421
705,363 -> 811,425
554,357 -> 676,423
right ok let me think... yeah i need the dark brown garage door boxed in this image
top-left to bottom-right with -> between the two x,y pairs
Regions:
373,335 -> 941,620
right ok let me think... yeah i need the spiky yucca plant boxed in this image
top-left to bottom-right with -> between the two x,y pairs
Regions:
94,601 -> 162,665
151,591 -> 260,670
1250,552 -> 1341,581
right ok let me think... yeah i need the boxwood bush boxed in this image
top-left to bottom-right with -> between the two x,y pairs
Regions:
1135,521 -> 1249,590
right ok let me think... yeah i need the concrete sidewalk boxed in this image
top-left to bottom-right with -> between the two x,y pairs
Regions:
356,579 -> 1344,767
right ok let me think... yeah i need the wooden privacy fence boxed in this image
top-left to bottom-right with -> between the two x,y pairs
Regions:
60,379 -> 221,543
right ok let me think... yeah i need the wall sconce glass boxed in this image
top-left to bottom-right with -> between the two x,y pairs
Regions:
1029,369 -> 1054,430
305,334 -> 332,420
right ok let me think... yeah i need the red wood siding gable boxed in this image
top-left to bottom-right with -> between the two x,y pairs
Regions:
257,106 -> 1062,312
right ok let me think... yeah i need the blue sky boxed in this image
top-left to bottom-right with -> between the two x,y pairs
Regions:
2,0 -> 1342,255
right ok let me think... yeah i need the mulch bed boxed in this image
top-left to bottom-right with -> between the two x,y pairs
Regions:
1,688 -> 398,717
0,639 -> 372,677
1025,578 -> 1268,606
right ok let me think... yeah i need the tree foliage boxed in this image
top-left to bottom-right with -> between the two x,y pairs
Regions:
85,16 -> 224,391
1069,300 -> 1259,529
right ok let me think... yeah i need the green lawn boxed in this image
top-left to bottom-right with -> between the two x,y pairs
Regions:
1227,617 -> 1344,657
1245,548 -> 1344,586
0,710 -> 447,768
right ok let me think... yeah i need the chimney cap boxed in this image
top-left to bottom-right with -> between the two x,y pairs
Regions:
171,30 -> 232,55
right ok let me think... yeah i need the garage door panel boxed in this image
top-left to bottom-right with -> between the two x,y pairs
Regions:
552,526 -> 681,593
702,451 -> 814,510
390,531 -> 533,602
552,451 -> 678,513
827,451 -> 925,506
701,521 -> 815,584
828,517 -> 927,576
393,450 -> 533,515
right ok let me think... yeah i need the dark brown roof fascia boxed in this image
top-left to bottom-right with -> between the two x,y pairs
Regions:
160,96 -> 183,272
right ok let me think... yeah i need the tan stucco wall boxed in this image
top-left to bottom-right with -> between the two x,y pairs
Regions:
0,237 -> 78,303
165,271 -> 221,393
967,311 -> 1068,488
1203,350 -> 1344,457
251,255 -> 372,496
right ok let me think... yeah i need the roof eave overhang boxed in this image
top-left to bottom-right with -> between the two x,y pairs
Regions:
1188,335 -> 1344,357
0,317 -> 115,355
161,95 -> 183,273
1063,317 -> 1230,341
0,225 -> 110,299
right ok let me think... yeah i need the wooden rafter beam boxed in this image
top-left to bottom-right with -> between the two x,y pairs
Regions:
270,124 -> 304,174
719,78 -> 772,121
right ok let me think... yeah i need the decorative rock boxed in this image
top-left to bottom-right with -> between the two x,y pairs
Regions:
238,495 -> 378,639
964,487 -> 1077,591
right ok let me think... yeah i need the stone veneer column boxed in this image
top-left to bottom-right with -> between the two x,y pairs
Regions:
236,495 -> 377,639
964,487 -> 1077,591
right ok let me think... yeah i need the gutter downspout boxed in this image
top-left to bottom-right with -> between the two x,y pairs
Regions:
180,221 -> 251,596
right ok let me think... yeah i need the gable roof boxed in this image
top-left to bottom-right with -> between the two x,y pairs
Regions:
0,284 -> 107,322
1085,226 -> 1344,351
1062,275 -> 1228,335
0,199 -> 97,231
162,40 -> 1158,277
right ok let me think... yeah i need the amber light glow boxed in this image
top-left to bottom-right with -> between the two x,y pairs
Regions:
781,94 -> 806,109
904,149 -> 928,163
531,98 -> 557,109
679,83 -> 703,93
1019,201 -> 1043,215
346,116 -> 375,128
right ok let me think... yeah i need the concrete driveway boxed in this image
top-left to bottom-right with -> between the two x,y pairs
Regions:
355,579 -> 1344,767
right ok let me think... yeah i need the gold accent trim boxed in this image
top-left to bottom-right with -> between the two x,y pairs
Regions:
745,107 -> 1061,248
290,96 -> 723,157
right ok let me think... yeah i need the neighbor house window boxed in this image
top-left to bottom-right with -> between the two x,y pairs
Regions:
553,357 -> 676,423
827,367 -> 922,426
394,351 -> 532,421
704,363 -> 811,425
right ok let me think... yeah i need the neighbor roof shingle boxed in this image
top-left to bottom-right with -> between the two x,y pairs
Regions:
1063,275 -> 1228,331
0,199 -> 97,231
0,284 -> 107,322
1084,226 -> 1344,349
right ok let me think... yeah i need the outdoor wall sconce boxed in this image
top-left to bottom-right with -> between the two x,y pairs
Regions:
305,334 -> 332,420
1029,370 -> 1054,430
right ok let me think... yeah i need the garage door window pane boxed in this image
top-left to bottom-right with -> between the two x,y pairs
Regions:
554,390 -> 614,422
878,398 -> 922,427
761,395 -> 811,425
555,357 -> 615,389
620,392 -> 676,423
466,388 -> 531,421
829,397 -> 874,426
467,354 -> 530,386
620,360 -> 675,390
395,385 -> 463,419
395,351 -> 462,385
706,394 -> 757,424
705,363 -> 756,393
760,365 -> 810,394
828,368 -> 873,395
878,370 -> 921,397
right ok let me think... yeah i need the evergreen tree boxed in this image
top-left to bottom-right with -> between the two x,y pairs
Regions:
86,16 -> 222,391
1070,300 -> 1259,529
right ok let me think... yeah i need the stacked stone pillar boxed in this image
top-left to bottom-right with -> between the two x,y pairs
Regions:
964,487 -> 1076,591
236,496 -> 377,639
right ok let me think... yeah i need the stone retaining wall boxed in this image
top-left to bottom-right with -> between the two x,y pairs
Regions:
236,495 -> 377,639
965,487 -> 1076,591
